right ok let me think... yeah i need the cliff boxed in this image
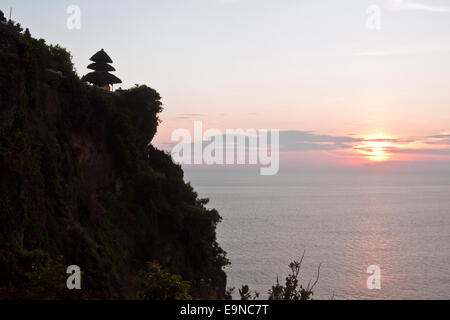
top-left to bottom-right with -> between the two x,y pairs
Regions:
0,21 -> 227,299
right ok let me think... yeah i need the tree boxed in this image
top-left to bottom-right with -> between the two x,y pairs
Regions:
268,252 -> 321,300
238,285 -> 259,300
135,262 -> 192,300
230,253 -> 321,301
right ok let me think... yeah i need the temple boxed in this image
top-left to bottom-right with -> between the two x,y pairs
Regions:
81,49 -> 122,91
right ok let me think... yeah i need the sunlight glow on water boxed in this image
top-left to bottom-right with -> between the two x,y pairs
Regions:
185,170 -> 450,300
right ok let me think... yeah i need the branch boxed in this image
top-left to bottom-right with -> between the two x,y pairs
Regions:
306,263 -> 321,292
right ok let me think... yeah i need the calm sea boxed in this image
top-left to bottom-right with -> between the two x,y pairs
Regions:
184,169 -> 450,300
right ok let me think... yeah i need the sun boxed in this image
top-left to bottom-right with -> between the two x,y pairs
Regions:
355,134 -> 394,162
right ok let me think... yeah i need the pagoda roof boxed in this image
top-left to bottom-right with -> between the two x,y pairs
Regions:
90,49 -> 113,63
87,62 -> 116,72
82,71 -> 122,86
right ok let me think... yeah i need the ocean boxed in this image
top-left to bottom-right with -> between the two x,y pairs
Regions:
184,169 -> 450,300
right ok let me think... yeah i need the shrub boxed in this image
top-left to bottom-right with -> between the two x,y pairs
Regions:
268,253 -> 321,300
135,262 -> 192,300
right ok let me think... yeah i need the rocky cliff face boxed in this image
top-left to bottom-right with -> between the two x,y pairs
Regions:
0,22 -> 227,299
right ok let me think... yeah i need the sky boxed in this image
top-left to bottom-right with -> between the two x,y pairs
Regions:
4,0 -> 450,171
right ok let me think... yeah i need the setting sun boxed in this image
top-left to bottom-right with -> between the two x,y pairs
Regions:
355,134 -> 395,162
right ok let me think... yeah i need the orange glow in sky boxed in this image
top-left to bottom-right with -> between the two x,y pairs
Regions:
354,134 -> 395,162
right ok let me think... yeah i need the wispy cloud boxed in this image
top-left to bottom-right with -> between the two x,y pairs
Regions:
355,44 -> 450,57
386,147 -> 450,155
428,134 -> 450,139
354,50 -> 406,57
158,130 -> 360,153
279,131 -> 359,152
175,113 -> 207,120
423,134 -> 450,146
388,0 -> 450,13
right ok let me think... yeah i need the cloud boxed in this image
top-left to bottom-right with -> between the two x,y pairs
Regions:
355,50 -> 406,57
158,128 -> 450,159
159,130 -> 362,152
355,44 -> 450,57
425,139 -> 450,145
363,138 -> 402,143
386,146 -> 450,155
388,0 -> 450,13
428,134 -> 450,139
175,113 -> 207,120
278,131 -> 359,152
423,134 -> 450,146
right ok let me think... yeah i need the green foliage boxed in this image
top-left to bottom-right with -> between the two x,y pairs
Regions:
48,44 -> 74,75
135,262 -> 192,300
7,21 -> 23,33
0,245 -> 68,300
17,32 -> 74,77
23,250 -> 67,292
105,85 -> 163,175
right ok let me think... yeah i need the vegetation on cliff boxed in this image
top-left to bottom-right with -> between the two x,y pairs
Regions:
0,20 -> 227,299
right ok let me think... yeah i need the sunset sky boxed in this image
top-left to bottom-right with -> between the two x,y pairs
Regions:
6,0 -> 450,170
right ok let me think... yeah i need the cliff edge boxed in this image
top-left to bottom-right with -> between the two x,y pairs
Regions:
0,21 -> 227,299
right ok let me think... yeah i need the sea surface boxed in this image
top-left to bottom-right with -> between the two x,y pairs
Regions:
184,169 -> 450,300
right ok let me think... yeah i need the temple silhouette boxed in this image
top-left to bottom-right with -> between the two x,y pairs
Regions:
81,49 -> 122,91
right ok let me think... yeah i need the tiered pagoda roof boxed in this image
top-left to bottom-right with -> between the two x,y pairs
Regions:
81,49 -> 122,88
